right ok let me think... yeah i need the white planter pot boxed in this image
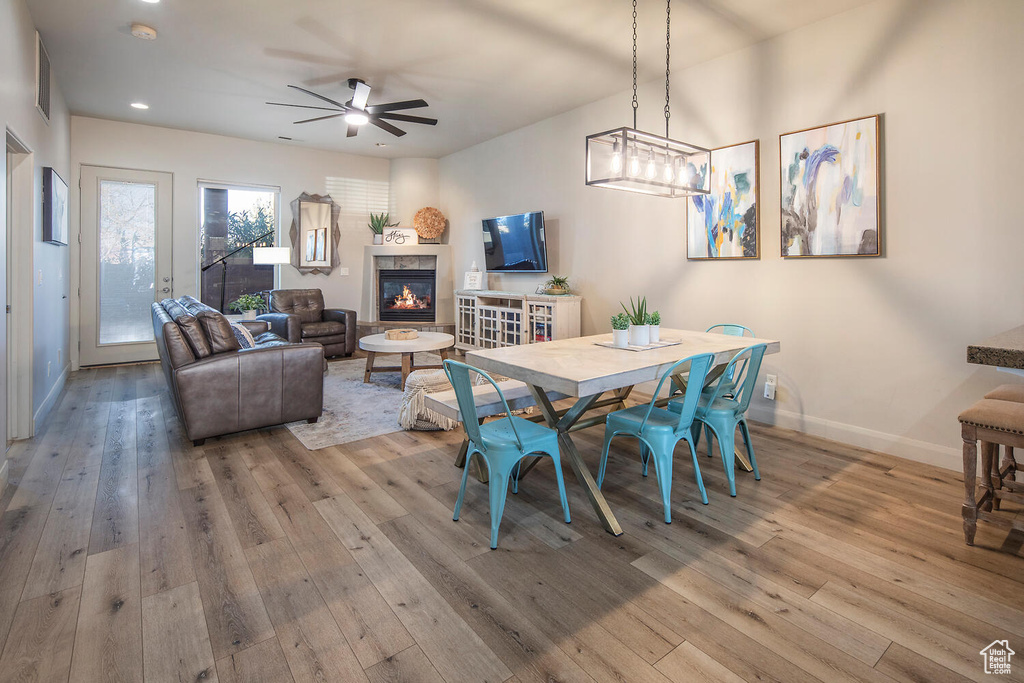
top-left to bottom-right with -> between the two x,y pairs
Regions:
372,234 -> 383,245
242,309 -> 257,321
649,325 -> 660,343
628,324 -> 650,347
612,328 -> 629,348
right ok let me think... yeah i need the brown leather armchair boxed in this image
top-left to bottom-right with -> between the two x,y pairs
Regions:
258,289 -> 356,358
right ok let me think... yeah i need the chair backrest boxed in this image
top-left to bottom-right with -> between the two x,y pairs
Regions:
442,360 -> 523,452
271,289 -> 324,323
705,343 -> 767,414
706,323 -> 754,337
639,353 -> 715,433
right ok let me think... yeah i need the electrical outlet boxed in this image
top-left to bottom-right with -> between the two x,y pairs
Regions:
763,374 -> 777,401
37,270 -> 43,286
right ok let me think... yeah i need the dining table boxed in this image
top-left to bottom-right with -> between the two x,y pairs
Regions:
465,328 -> 782,536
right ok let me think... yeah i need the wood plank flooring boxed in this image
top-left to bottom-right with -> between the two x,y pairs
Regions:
0,363 -> 1021,682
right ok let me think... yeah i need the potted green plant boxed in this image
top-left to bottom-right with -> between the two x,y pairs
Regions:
230,293 -> 268,321
621,296 -> 649,346
369,212 -> 399,245
648,310 -> 661,343
611,312 -> 630,347
545,275 -> 571,295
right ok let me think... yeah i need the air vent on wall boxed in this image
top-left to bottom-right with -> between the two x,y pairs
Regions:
35,32 -> 50,124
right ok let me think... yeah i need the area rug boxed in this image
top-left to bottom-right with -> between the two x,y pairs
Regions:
286,353 -> 442,450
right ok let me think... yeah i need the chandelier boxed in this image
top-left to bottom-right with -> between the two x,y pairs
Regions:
585,0 -> 709,198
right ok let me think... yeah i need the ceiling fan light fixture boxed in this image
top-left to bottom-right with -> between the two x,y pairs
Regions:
344,112 -> 369,126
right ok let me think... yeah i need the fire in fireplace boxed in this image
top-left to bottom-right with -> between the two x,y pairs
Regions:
378,269 -> 436,322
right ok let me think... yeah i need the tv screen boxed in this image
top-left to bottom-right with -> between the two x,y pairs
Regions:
482,211 -> 548,272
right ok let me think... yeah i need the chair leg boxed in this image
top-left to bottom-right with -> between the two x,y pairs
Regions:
488,464 -> 513,549
453,450 -> 476,521
645,437 -> 673,524
739,419 -> 759,481
685,438 -> 709,505
707,422 -> 736,496
512,460 -> 521,494
705,423 -> 714,458
597,430 -> 616,489
640,442 -> 651,477
550,452 -> 572,524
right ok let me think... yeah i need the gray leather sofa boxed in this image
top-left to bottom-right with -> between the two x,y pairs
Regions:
152,295 -> 324,446
258,289 -> 356,358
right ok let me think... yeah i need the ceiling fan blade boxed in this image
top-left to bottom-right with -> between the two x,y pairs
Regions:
267,101 -> 342,112
294,113 -> 345,125
351,81 -> 371,110
365,99 -> 429,114
347,124 -> 359,138
287,84 -> 349,110
376,113 -> 438,126
369,118 -> 407,137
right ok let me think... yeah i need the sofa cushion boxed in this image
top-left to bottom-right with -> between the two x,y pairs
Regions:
161,298 -> 212,358
195,310 -> 241,353
252,331 -> 292,348
301,321 -> 345,338
271,289 -> 325,324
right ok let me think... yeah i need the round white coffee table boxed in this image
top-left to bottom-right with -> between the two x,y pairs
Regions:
359,332 -> 455,389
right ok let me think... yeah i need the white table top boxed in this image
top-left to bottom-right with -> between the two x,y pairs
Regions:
359,331 -> 455,353
466,329 -> 781,397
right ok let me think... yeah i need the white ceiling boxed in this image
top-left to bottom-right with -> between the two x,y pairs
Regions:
28,0 -> 873,158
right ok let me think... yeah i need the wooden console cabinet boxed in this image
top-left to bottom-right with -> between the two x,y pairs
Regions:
455,290 -> 581,351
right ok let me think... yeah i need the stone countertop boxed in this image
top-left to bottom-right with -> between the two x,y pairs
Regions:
967,325 -> 1024,369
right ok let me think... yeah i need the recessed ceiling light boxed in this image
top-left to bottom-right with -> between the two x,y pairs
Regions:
130,102 -> 149,110
376,143 -> 388,147
131,23 -> 158,40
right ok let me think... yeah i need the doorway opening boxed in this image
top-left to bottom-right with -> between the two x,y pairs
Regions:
6,131 -> 33,446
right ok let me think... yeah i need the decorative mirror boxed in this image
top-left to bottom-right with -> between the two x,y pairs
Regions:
289,192 -> 341,275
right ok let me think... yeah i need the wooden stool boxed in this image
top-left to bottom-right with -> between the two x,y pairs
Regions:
984,385 -> 1023,496
958,398 -> 1024,544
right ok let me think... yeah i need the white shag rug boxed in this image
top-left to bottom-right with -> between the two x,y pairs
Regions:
286,353 -> 442,450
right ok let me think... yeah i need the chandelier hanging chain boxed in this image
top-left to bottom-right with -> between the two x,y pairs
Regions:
632,0 -> 638,130
665,0 -> 671,138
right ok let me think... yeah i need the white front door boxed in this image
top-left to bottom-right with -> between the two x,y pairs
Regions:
80,166 -> 173,366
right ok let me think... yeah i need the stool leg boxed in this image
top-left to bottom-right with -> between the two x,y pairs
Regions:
980,441 -> 995,512
992,444 -> 1005,511
962,434 -> 978,546
1004,445 -> 1017,482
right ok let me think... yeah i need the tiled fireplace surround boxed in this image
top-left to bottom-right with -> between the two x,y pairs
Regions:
358,244 -> 456,339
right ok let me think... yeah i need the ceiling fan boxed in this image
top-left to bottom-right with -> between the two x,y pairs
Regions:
267,78 -> 437,138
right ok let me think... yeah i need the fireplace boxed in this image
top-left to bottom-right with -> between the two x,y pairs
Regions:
378,269 -> 436,322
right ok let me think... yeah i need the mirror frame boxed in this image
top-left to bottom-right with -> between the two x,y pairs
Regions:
289,192 -> 341,275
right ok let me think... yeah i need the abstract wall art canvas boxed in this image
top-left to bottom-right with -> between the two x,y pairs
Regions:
779,115 -> 880,257
686,140 -> 759,259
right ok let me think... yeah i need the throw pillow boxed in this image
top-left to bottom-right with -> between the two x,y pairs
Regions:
162,298 -> 212,358
230,323 -> 256,349
195,310 -> 242,353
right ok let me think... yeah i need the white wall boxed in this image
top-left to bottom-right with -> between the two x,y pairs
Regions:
439,0 -> 1024,469
69,116 -> 391,368
1,0 -> 72,429
389,158 -> 440,229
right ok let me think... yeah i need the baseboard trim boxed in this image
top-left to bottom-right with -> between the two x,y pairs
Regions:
746,404 -> 960,471
33,363 -> 70,432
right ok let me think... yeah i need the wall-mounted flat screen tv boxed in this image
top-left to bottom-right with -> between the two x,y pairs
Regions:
482,211 -> 548,272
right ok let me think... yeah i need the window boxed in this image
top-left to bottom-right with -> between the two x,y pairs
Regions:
198,182 -> 279,313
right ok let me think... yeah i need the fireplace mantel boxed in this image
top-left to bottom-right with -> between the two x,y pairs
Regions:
361,244 -> 454,325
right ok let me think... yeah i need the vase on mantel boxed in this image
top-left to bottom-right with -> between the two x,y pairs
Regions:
628,324 -> 650,347
372,234 -> 383,245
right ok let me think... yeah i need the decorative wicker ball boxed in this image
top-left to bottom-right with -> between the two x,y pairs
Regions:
413,207 -> 446,239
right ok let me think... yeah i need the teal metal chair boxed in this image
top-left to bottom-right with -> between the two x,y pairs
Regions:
443,360 -> 571,549
670,343 -> 767,497
596,353 -> 715,523
699,323 -> 756,455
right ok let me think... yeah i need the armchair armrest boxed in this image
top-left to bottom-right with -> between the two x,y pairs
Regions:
256,312 -> 301,342
322,308 -> 357,354
238,320 -> 270,335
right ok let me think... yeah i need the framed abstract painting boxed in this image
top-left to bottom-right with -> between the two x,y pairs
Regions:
686,140 -> 759,259
779,114 -> 881,257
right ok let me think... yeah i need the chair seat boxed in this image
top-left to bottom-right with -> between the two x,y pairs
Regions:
985,384 -> 1024,403
479,415 -> 559,451
669,393 -> 740,416
301,320 -> 345,338
606,405 -> 683,434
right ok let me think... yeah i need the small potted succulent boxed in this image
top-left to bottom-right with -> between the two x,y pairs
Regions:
369,212 -> 399,245
545,275 -> 571,295
230,293 -> 268,321
611,312 -> 630,348
621,296 -> 650,347
647,310 -> 661,343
